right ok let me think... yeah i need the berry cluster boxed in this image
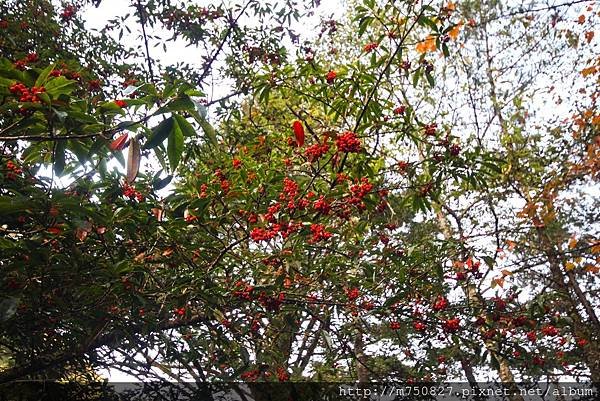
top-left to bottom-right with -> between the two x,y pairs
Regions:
348,177 -> 373,209
122,182 -> 143,202
541,324 -> 559,336
4,160 -> 23,181
312,196 -> 331,215
336,131 -> 362,153
49,68 -> 81,80
363,42 -> 378,52
443,317 -> 460,333
61,5 -> 76,21
424,123 -> 437,136
308,223 -> 332,243
304,142 -> 330,162
432,296 -> 449,311
9,82 -> 45,103
326,70 -> 337,84
250,227 -> 277,242
13,52 -> 38,70
258,291 -> 285,313
393,105 -> 406,115
232,280 -> 254,301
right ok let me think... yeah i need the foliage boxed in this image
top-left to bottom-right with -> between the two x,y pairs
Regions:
0,0 -> 598,392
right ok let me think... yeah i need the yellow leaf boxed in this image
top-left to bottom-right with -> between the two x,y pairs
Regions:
569,237 -> 578,249
501,269 -> 513,277
416,35 -> 437,54
565,262 -> 576,271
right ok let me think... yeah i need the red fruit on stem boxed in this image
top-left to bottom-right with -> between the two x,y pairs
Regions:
292,120 -> 305,147
109,134 -> 129,151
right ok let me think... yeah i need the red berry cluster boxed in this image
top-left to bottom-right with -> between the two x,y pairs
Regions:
13,53 -> 38,70
0,20 -> 8,29
88,79 -> 102,91
424,123 -> 438,136
61,5 -> 76,21
304,142 -> 330,162
326,70 -> 337,84
348,177 -> 373,210
122,182 -> 143,202
213,169 -> 230,194
336,131 -> 362,153
363,42 -> 378,52
232,280 -> 254,301
258,291 -> 285,313
276,367 -> 290,382
541,325 -> 559,336
393,105 -> 406,115
313,196 -> 331,215
443,317 -> 460,333
309,223 -> 332,243
345,287 -> 360,301
49,68 -> 80,80
114,99 -> 127,108
232,158 -> 242,169
250,227 -> 277,242
4,160 -> 23,180
198,183 -> 208,198
432,296 -> 449,311
413,321 -> 426,331
9,82 -> 45,103
447,143 -> 460,156
389,321 -> 401,330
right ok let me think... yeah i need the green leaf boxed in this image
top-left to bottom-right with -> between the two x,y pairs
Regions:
45,76 -> 76,97
143,117 -> 174,149
198,118 -> 217,146
54,140 -> 66,176
168,118 -> 184,171
0,197 -> 30,214
173,114 -> 196,137
34,64 -> 55,87
152,175 -> 173,190
425,72 -> 435,87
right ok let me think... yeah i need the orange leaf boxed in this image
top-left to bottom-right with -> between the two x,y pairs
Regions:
581,66 -> 597,77
416,35 -> 437,54
568,237 -> 578,250
585,31 -> 594,43
448,22 -> 462,40
109,133 -> 129,151
292,120 -> 305,147
577,14 -> 585,24
585,265 -> 599,273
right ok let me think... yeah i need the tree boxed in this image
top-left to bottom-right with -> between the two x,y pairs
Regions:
0,0 -> 598,396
